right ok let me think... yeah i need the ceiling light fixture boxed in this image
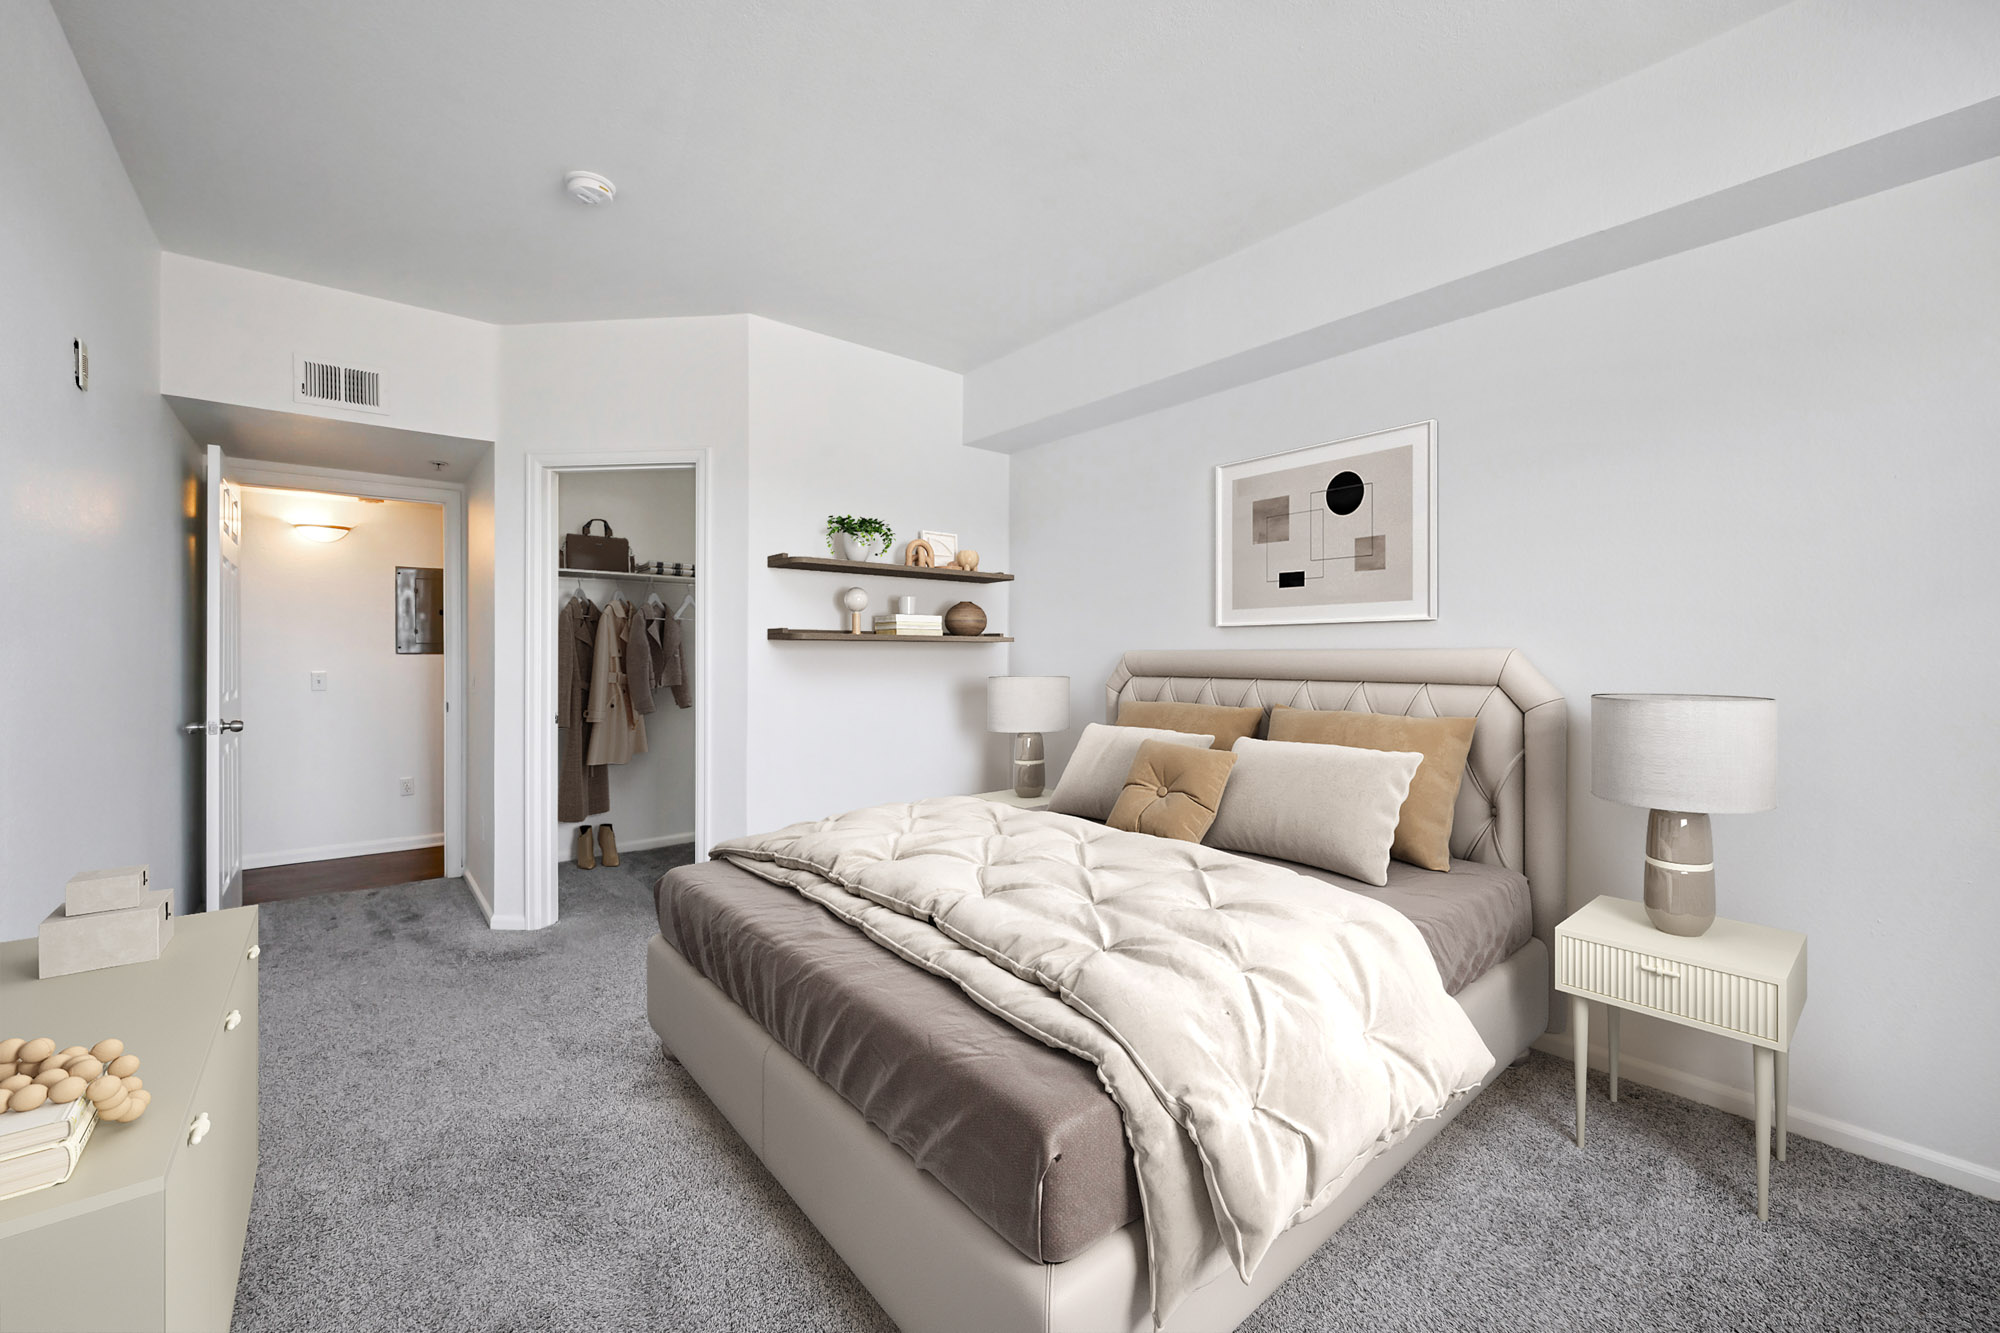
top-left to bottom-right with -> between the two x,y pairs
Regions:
292,523 -> 352,543
564,170 -> 616,206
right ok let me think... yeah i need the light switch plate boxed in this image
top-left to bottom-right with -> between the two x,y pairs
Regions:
309,670 -> 328,691
399,777 -> 415,797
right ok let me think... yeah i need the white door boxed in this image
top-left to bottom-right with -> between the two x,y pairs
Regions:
196,445 -> 245,911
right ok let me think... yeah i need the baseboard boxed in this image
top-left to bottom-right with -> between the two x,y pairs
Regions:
1535,1032 -> 2000,1200
461,866 -> 493,921
244,833 -> 444,870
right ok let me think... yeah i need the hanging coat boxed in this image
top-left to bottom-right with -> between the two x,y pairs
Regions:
557,596 -> 610,821
648,604 -> 692,710
585,599 -> 648,767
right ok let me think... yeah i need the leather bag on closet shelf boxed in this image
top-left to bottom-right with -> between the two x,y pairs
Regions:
562,518 -> 631,572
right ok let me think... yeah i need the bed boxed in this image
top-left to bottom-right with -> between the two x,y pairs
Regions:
646,648 -> 1567,1332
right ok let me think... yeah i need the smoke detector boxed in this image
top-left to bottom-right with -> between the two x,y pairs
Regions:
564,171 -> 616,206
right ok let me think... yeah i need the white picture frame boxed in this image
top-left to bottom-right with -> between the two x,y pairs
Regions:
918,530 -> 958,566
1213,421 -> 1437,627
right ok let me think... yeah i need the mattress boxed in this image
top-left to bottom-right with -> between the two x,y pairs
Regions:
655,850 -> 1530,1266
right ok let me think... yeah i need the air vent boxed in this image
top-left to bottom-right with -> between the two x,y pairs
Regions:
293,354 -> 387,414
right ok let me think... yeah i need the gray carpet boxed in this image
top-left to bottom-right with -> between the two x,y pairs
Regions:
235,856 -> 2000,1332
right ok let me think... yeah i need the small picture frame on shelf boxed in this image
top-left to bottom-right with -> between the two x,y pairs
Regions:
918,530 -> 958,566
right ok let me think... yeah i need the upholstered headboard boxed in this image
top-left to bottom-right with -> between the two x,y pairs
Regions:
1105,648 -> 1568,970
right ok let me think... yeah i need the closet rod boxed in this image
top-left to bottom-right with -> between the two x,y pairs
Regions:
556,567 -> 697,585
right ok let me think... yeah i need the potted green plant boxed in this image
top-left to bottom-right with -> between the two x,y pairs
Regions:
826,515 -> 894,563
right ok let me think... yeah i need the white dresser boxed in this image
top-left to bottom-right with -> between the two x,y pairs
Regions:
0,907 -> 259,1331
1557,895 -> 1805,1219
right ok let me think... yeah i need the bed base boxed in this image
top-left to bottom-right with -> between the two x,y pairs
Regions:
647,932 -> 1549,1333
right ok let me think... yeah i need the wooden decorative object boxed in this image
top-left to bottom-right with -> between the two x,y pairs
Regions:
953,550 -> 980,572
904,539 -> 935,568
0,1037 -> 149,1122
944,602 -> 987,636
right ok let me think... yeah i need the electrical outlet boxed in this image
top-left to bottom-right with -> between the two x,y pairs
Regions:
309,670 -> 329,692
399,777 -> 415,797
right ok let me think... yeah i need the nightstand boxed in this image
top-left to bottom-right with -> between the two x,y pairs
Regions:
972,788 -> 1051,812
1556,895 -> 1806,1220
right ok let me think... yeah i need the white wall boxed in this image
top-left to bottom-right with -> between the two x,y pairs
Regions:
493,316 -> 751,924
236,488 -> 444,865
464,450 -> 498,911
745,317 -> 1009,829
1007,159 -> 2000,1191
555,467 -> 698,849
161,252 -> 500,441
0,1 -> 202,936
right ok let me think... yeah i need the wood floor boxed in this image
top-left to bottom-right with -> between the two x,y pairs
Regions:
242,846 -> 446,905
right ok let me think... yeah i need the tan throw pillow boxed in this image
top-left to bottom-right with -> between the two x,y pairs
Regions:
1204,738 -> 1422,887
1048,723 -> 1216,822
1116,699 -> 1263,752
1267,706 -> 1477,872
1108,741 -> 1239,843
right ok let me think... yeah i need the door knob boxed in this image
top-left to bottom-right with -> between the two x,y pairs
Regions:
182,722 -> 208,735
221,720 -> 245,733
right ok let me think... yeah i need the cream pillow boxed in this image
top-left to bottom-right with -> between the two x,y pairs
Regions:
1049,723 -> 1216,822
1204,737 -> 1423,887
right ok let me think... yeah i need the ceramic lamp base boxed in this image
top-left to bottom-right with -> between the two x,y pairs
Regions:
1013,732 -> 1046,798
1644,808 -> 1715,936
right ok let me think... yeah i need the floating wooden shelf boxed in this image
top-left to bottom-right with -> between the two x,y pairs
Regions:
767,553 -> 1013,583
767,629 -> 1013,644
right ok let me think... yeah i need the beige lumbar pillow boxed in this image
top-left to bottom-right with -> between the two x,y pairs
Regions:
1116,699 -> 1263,751
1204,737 -> 1423,886
1107,740 -> 1239,843
1267,707 -> 1477,872
1049,723 -> 1215,822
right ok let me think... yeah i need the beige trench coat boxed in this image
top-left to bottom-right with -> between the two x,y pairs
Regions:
585,599 -> 648,767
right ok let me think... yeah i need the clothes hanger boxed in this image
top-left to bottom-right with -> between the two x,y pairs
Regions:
673,591 -> 696,621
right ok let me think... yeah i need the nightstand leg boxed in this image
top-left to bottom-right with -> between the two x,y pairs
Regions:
1754,1046 -> 1774,1220
1607,1007 -> 1620,1102
1571,995 -> 1589,1148
1775,1050 -> 1788,1162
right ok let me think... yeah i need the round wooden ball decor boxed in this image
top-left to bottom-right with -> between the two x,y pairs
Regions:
0,1036 -> 151,1123
953,549 -> 979,572
943,601 -> 987,636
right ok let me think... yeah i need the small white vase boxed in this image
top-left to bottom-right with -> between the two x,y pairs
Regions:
837,533 -> 880,563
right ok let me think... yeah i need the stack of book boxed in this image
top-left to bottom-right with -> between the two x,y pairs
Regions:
0,1094 -> 96,1203
873,614 -> 943,637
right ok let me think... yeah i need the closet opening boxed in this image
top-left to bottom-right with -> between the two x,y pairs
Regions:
234,483 -> 451,904
550,464 -> 701,913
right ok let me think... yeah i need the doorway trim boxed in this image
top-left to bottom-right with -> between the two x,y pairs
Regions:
224,457 -> 470,884
522,450 -> 711,932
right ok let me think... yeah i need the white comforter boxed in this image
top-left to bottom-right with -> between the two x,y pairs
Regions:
716,797 -> 1493,1323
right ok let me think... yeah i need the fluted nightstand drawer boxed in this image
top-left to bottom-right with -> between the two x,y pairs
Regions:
1558,935 -> 1779,1041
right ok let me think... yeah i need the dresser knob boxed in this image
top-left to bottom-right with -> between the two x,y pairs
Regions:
246,944 -> 261,961
187,1112 -> 211,1147
223,1010 -> 243,1032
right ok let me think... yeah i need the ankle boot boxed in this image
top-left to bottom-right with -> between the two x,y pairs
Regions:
573,824 -> 596,870
597,823 -> 620,867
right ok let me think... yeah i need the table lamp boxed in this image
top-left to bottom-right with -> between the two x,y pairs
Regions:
987,676 -> 1069,798
1591,693 -> 1777,936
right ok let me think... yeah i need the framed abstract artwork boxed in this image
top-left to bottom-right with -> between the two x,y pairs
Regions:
1214,421 -> 1436,626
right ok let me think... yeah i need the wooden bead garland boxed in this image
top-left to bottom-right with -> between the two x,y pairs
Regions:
0,1037 -> 148,1121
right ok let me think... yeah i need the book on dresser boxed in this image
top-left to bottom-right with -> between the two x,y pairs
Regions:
0,1095 -> 97,1203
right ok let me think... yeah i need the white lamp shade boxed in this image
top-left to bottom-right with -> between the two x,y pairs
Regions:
1591,693 -> 1776,813
988,676 -> 1069,734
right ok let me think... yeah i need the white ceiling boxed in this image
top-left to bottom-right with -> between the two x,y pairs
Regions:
58,0 -> 1780,370
166,397 -> 490,482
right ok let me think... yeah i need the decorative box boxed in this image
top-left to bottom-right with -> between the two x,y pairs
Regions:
38,888 -> 175,979
64,865 -> 150,916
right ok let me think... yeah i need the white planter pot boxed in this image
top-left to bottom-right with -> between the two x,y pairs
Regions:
837,533 -> 882,563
